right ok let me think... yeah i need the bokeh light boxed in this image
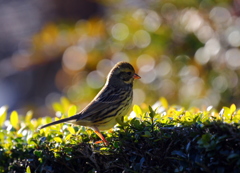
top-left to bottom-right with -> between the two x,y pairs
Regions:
62,46 -> 87,71
139,68 -> 157,84
226,27 -> 240,47
209,7 -> 231,24
196,25 -> 214,43
11,50 -> 31,69
137,54 -> 155,72
212,75 -> 228,93
133,30 -> 151,48
96,59 -> 114,77
143,10 -> 161,32
180,8 -> 203,32
133,88 -> 145,105
225,48 -> 240,69
1,0 -> 240,116
111,52 -> 129,63
111,23 -> 129,41
86,70 -> 105,89
156,61 -> 172,77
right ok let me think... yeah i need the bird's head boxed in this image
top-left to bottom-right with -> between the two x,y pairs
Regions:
106,62 -> 141,87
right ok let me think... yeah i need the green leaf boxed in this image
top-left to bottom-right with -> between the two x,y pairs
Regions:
130,118 -> 141,128
113,141 -> 119,148
171,150 -> 187,158
142,131 -> 152,137
0,106 -> 7,127
10,111 -> 19,129
149,106 -> 155,118
197,133 -> 211,146
54,152 -> 61,158
34,150 -> 43,157
227,153 -> 240,161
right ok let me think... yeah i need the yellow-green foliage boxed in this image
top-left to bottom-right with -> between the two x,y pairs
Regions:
0,97 -> 240,172
0,97 -> 239,151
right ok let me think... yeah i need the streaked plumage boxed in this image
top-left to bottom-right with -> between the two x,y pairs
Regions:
38,62 -> 140,145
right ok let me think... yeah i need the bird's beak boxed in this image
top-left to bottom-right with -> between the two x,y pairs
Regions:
133,73 -> 141,79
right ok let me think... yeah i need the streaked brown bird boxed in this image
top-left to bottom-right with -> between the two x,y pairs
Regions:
38,62 -> 140,145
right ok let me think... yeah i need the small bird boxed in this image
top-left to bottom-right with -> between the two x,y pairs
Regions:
38,62 -> 140,145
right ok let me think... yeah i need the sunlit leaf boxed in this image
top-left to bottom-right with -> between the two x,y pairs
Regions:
52,102 -> 63,113
53,137 -> 63,143
25,110 -> 33,124
26,166 -> 31,173
133,105 -> 142,117
0,106 -> 7,127
184,111 -> 192,117
159,116 -> 170,124
28,140 -> 37,148
68,105 -> 77,117
233,114 -> 240,123
68,126 -> 75,134
0,132 -> 4,142
183,111 -> 193,122
184,116 -> 192,122
61,97 -> 70,111
100,147 -> 108,151
222,107 -> 230,115
237,109 -> 240,115
10,111 -> 19,129
160,97 -> 168,109
221,107 -> 231,120
199,112 -> 209,123
64,134 -> 72,141
54,152 -> 61,158
86,129 -> 93,136
38,158 -> 43,163
167,108 -> 179,120
230,104 -> 236,114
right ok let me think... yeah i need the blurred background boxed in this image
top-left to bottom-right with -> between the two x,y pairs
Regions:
0,0 -> 240,117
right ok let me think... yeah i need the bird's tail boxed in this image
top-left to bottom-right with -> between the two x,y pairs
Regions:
38,116 -> 77,129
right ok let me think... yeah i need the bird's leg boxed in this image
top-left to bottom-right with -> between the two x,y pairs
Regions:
92,127 -> 109,146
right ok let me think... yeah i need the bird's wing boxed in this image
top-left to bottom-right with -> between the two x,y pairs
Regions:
76,88 -> 123,121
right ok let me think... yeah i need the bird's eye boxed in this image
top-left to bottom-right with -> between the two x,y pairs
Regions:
127,72 -> 132,75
